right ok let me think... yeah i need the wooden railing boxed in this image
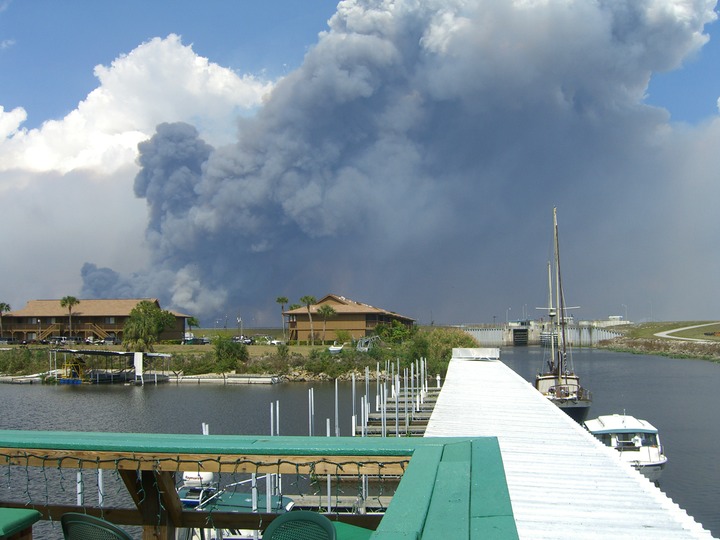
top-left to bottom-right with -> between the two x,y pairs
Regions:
0,430 -> 517,540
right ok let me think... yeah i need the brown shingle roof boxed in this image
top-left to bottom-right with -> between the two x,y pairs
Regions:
284,294 -> 414,321
8,299 -> 189,318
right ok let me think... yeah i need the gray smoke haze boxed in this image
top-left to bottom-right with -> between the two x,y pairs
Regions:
81,0 -> 720,325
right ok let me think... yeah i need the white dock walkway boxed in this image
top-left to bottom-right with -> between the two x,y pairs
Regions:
424,349 -> 714,539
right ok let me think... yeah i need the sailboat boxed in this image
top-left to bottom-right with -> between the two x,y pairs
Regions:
535,207 -> 592,422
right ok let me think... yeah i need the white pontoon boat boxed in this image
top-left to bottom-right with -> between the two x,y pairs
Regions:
584,413 -> 668,482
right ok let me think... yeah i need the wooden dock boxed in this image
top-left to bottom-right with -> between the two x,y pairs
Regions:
355,388 -> 440,437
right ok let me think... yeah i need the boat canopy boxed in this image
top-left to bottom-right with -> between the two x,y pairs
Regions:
585,414 -> 658,434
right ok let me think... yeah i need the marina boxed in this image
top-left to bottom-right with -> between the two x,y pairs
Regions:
0,347 -> 719,538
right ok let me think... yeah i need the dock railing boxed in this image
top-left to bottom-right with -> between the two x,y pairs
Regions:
0,430 -> 517,539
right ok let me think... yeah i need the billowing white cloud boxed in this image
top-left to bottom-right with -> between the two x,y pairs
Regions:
0,34 -> 272,175
0,34 -> 273,310
0,105 -> 25,138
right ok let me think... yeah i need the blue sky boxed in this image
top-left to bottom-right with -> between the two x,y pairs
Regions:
0,1 -> 339,127
2,1 -> 718,127
2,0 -> 720,326
646,22 -> 720,123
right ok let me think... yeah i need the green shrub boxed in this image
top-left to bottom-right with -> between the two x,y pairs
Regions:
169,352 -> 216,375
335,330 -> 351,344
415,327 -> 479,376
0,348 -> 48,375
214,335 -> 249,373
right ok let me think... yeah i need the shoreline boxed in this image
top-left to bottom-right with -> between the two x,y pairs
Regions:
0,368 -> 380,385
4,337 -> 719,385
597,337 -> 720,362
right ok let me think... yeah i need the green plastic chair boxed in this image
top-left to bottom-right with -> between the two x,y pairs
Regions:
262,510 -> 337,540
61,513 -> 134,540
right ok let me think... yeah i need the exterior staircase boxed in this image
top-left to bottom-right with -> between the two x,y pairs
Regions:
85,323 -> 110,339
39,324 -> 61,341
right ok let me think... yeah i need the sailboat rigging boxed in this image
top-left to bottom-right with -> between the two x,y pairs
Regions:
535,207 -> 592,422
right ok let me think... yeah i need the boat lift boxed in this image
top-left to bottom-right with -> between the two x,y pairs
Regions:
49,349 -> 171,385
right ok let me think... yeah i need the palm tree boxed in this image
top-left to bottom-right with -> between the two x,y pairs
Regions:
276,296 -> 289,340
186,316 -> 199,339
60,296 -> 80,337
122,300 -> 175,352
299,295 -> 317,345
317,304 -> 337,343
0,302 -> 10,339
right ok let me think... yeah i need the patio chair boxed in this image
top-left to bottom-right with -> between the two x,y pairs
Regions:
262,510 -> 337,540
61,512 -> 133,540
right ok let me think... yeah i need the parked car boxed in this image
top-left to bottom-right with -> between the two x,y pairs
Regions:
183,337 -> 209,345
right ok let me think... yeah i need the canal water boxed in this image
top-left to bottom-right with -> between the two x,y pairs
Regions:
1,347 -> 718,537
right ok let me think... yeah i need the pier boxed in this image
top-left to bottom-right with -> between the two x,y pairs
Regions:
425,348 -> 714,539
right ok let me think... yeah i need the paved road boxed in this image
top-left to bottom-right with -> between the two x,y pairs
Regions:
654,322 -> 719,342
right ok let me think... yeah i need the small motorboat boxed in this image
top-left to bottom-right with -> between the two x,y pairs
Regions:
176,470 -> 295,539
584,413 -> 668,482
328,342 -> 344,354
177,471 -> 219,508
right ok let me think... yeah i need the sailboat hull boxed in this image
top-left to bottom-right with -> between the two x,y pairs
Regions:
535,373 -> 591,423
553,399 -> 591,423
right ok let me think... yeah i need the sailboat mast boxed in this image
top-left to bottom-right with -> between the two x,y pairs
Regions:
553,207 -> 568,380
547,261 -> 556,372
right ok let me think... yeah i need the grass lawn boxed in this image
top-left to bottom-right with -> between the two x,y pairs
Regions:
153,342 -> 317,357
618,321 -> 720,341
